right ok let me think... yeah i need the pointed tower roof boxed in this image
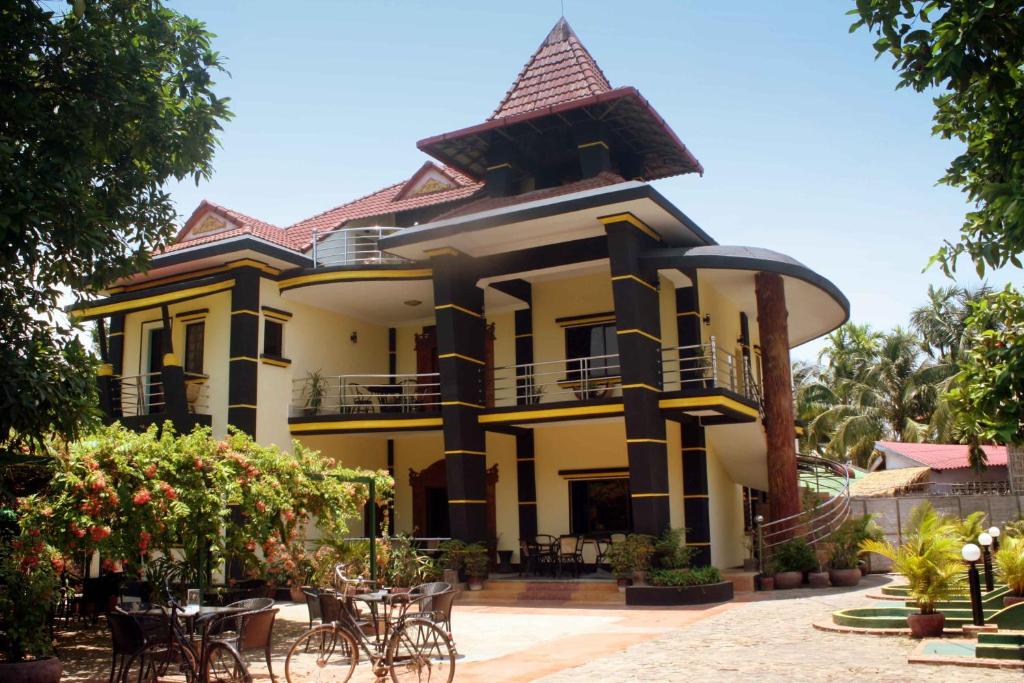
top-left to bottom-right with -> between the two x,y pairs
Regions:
490,17 -> 611,120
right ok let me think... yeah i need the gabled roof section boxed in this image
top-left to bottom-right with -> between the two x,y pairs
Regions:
875,441 -> 1008,471
163,200 -> 295,253
286,163 -> 482,250
490,17 -> 611,120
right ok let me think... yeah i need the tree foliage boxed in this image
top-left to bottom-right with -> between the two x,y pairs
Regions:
0,1 -> 231,455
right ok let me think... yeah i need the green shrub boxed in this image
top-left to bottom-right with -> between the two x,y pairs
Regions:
654,528 -> 695,570
605,534 -> 655,577
0,537 -> 61,662
462,543 -> 489,579
438,539 -> 467,572
828,515 -> 883,570
648,566 -> 722,587
774,538 -> 816,573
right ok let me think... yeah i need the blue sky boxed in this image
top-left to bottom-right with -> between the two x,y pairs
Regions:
165,0 -> 1016,361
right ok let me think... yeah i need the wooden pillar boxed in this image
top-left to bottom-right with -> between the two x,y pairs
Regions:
602,213 -> 670,537
431,250 -> 488,542
754,272 -> 800,524
228,267 -> 261,437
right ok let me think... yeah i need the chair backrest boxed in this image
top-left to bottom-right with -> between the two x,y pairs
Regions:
610,532 -> 627,544
535,534 -> 557,547
303,589 -> 321,621
318,591 -> 343,623
236,608 -> 278,652
108,611 -> 145,656
430,589 -> 457,623
226,597 -> 274,611
519,539 -> 531,558
559,536 -> 578,554
410,581 -> 451,597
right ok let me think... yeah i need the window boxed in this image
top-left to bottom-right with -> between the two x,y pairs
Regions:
184,322 -> 205,375
565,322 -> 618,378
569,478 -> 631,535
264,319 -> 284,357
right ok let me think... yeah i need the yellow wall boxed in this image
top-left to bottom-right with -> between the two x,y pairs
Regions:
706,441 -> 746,568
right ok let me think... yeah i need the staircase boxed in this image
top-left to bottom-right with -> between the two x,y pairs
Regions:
759,454 -> 852,555
457,578 -> 625,605
977,632 -> 1024,660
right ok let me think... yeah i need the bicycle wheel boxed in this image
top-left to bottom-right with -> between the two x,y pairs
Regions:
386,618 -> 455,683
123,640 -> 198,682
204,641 -> 252,683
285,625 -> 359,683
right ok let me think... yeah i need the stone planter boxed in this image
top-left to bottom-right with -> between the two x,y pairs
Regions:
774,571 -> 803,589
907,612 -> 945,638
0,657 -> 63,683
808,571 -> 830,588
1003,595 -> 1024,608
625,581 -> 734,606
467,577 -> 484,591
829,568 -> 862,587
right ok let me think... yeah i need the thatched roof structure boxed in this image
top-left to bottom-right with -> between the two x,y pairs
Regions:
849,467 -> 931,498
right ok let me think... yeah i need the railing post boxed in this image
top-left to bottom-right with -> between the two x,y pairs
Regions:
311,228 -> 319,267
709,336 -> 718,387
727,354 -> 735,392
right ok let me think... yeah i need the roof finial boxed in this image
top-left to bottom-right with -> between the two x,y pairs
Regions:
560,0 -> 565,18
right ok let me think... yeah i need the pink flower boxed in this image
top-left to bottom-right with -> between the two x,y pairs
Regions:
90,525 -> 111,541
133,489 -> 151,505
159,482 -> 177,500
144,464 -> 158,478
255,501 -> 266,513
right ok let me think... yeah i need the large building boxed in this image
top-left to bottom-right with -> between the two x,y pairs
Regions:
75,19 -> 848,569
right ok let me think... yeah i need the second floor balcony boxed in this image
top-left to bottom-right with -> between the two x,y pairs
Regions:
290,372 -> 442,417
310,227 -> 411,268
110,371 -> 212,432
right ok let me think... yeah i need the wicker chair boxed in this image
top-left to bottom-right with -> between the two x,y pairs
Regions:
225,597 -> 275,611
107,611 -> 169,683
345,383 -> 381,414
555,535 -> 584,578
218,608 -> 279,681
409,584 -> 456,634
303,588 -> 321,629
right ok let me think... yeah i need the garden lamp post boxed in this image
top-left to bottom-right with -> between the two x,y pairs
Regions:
988,526 -> 1001,552
962,543 -> 985,626
755,514 -> 765,575
979,532 -> 995,592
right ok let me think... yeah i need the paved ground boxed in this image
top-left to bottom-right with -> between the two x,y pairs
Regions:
58,575 -> 1021,682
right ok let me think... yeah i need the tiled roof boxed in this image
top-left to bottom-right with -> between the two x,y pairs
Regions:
434,171 -> 626,221
286,163 -> 482,250
490,17 -> 611,120
875,441 -> 1008,471
162,200 -> 295,253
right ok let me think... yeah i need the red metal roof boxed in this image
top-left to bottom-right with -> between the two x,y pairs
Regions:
875,441 -> 1008,471
490,17 -> 611,120
434,171 -> 625,221
162,200 -> 296,253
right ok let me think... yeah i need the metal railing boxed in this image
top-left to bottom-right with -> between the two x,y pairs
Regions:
310,227 -> 410,267
758,454 -> 852,557
659,338 -> 762,403
290,372 -> 442,416
116,372 -> 210,416
491,353 -> 622,407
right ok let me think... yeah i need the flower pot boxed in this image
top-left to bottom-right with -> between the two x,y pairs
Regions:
774,571 -> 803,589
632,570 -> 647,586
829,568 -> 862,588
759,576 -> 775,591
616,577 -> 633,593
907,612 -> 945,638
1003,595 -> 1024,609
808,571 -> 830,588
0,657 -> 63,683
289,585 -> 306,603
443,569 -> 460,586
467,577 -> 484,591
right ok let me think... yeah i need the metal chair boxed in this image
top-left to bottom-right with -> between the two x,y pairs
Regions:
345,383 -> 381,414
399,378 -> 421,411
555,535 -> 584,578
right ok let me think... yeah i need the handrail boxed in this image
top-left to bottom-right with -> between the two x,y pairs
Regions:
290,372 -> 442,415
115,372 -> 210,416
491,353 -> 622,406
659,339 -> 763,403
758,454 -> 852,558
310,226 -> 410,267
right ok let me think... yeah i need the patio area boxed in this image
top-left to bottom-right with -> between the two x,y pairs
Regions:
56,575 -> 1024,682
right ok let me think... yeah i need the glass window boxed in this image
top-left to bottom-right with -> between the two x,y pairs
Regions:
184,322 -> 205,375
565,322 -> 618,378
264,319 -> 284,357
569,478 -> 631,535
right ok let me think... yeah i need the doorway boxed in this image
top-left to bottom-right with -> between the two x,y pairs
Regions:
425,487 -> 450,537
145,327 -> 164,414
410,458 -> 499,540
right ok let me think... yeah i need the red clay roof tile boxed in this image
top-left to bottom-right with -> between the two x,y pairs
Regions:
876,440 -> 1008,471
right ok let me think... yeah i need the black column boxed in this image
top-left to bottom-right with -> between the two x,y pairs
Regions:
603,213 -> 670,537
681,418 -> 712,566
574,120 -> 611,178
515,429 -> 537,541
431,251 -> 488,542
109,314 -> 125,419
160,304 -> 189,419
514,284 -> 534,405
96,318 -> 115,423
228,267 -> 260,437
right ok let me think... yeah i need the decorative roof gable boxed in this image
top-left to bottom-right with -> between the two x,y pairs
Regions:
490,17 -> 611,120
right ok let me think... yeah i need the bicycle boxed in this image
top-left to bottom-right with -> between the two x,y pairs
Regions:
121,579 -> 252,682
284,584 -> 455,682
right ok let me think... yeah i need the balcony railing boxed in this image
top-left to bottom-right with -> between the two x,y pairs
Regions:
290,372 -> 441,416
116,372 -> 209,416
659,338 -> 762,403
491,353 -> 623,407
310,227 -> 410,268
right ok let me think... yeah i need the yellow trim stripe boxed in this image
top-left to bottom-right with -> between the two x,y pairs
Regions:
516,458 -> 535,462
225,258 -> 281,275
177,315 -> 207,323
229,404 -> 258,409
681,446 -> 707,453
562,473 -> 628,480
434,303 -> 482,318
479,403 -> 623,423
261,357 -> 291,368
445,450 -> 486,456
518,501 -> 537,505
597,212 -> 660,241
485,163 -> 512,171
676,311 -> 701,318
683,494 -> 710,499
107,331 -> 124,337
232,309 -> 260,317
617,328 -> 661,343
659,395 -> 760,419
438,353 -> 485,366
290,417 -> 443,433
686,542 -> 711,547
577,140 -> 609,150
263,311 -> 292,322
97,364 -> 114,377
230,356 -> 259,363
631,492 -> 669,498
622,383 -> 660,393
72,279 -> 235,319
279,268 -> 432,290
611,274 -> 657,293
162,353 -> 181,367
627,438 -> 667,444
449,499 -> 487,504
441,400 -> 485,409
514,333 -> 533,339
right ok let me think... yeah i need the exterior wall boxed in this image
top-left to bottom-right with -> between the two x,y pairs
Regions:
705,442 -> 746,568
392,433 -> 445,534
930,465 -> 1009,485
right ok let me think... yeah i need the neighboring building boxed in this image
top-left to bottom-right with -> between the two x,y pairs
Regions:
74,19 -> 848,568
868,441 -> 1010,495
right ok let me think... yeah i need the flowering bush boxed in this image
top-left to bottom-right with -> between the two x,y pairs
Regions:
0,535 -> 62,662
18,423 -> 392,584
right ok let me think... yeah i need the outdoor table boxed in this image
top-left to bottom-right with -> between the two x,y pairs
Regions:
131,604 -> 244,637
353,590 -> 406,647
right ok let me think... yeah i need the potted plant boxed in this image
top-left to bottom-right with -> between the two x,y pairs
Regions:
382,535 -> 438,592
827,515 -> 881,587
995,536 -> 1024,607
302,370 -> 327,416
463,543 -> 489,591
627,565 -> 733,605
438,539 -> 466,585
0,537 -> 63,683
606,541 -> 635,591
808,545 -> 831,588
772,538 -> 815,589
861,503 -> 963,637
759,559 -> 778,591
